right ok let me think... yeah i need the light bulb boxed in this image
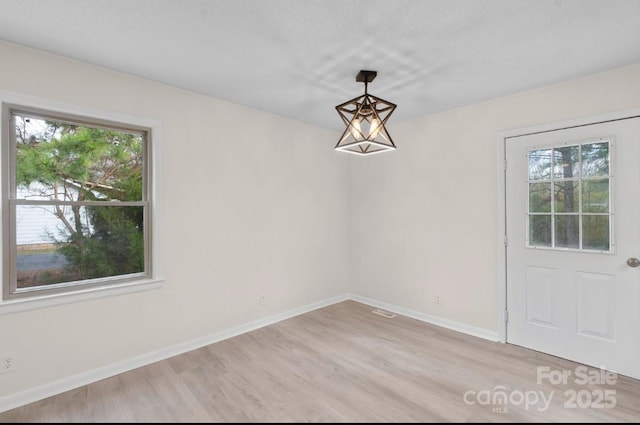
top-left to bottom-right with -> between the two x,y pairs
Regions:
350,117 -> 362,139
370,117 -> 381,139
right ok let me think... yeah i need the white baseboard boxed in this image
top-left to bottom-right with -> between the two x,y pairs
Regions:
348,294 -> 500,342
0,293 -> 349,413
0,292 -> 499,414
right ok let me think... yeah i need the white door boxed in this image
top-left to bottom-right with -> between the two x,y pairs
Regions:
505,116 -> 640,379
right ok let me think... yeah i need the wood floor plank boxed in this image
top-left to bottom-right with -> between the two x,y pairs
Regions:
1,300 -> 639,422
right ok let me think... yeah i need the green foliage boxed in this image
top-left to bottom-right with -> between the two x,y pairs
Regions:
16,116 -> 145,283
57,206 -> 144,280
17,124 -> 143,201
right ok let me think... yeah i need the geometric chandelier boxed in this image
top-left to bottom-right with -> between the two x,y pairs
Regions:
335,70 -> 397,155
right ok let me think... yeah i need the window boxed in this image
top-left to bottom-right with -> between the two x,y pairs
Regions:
527,139 -> 612,252
2,104 -> 154,300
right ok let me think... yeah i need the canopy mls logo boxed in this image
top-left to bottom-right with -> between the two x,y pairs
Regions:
463,385 -> 553,413
463,365 -> 618,414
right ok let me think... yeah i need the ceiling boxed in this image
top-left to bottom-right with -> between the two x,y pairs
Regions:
0,0 -> 639,130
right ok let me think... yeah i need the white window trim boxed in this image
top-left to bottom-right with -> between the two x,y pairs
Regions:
0,90 -> 163,315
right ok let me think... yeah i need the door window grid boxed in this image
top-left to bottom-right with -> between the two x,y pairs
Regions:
526,139 -> 612,252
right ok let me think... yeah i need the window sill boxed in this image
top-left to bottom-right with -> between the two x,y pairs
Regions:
0,278 -> 164,316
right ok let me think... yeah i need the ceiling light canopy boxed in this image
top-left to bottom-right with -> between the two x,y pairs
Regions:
335,70 -> 397,156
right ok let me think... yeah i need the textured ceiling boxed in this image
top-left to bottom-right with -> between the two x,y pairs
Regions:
0,0 -> 639,130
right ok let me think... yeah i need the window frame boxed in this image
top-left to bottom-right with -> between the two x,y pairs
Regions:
0,91 -> 163,313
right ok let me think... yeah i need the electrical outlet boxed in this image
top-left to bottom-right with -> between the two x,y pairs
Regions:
433,295 -> 443,305
259,294 -> 266,306
0,354 -> 16,373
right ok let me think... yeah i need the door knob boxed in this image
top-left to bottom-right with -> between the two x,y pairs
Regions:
628,258 -> 640,268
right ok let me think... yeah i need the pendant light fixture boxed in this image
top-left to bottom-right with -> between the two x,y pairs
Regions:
335,70 -> 397,155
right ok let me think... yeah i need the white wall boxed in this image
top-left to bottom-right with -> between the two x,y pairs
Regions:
350,64 -> 640,332
0,41 -> 350,397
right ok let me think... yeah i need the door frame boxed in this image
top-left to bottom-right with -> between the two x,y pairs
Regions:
496,107 -> 640,344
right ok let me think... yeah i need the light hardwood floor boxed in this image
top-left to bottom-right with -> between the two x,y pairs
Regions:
1,300 -> 639,422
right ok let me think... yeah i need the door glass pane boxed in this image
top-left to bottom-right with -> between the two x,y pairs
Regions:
583,215 -> 610,251
529,215 -> 551,247
581,142 -> 609,177
555,215 -> 579,249
553,145 -> 580,179
529,149 -> 552,180
526,139 -> 612,252
529,183 -> 551,212
554,181 -> 579,213
583,178 -> 609,213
